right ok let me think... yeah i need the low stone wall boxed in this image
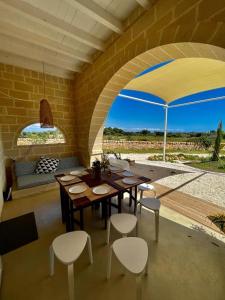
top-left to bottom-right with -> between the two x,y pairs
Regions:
103,140 -> 204,151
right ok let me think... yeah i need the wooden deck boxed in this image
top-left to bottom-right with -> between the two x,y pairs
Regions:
146,183 -> 225,234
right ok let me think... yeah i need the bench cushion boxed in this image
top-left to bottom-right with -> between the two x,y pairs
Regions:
58,157 -> 80,170
17,173 -> 55,189
15,156 -> 81,176
15,161 -> 37,177
17,166 -> 85,189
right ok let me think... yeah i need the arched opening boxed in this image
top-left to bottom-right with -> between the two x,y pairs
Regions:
89,42 -> 225,164
17,123 -> 66,146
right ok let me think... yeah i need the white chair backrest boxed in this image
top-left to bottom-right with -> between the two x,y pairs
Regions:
109,158 -> 130,171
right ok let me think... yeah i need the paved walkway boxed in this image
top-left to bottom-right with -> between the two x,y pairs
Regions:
120,153 -> 225,208
146,183 -> 224,234
125,160 -> 225,235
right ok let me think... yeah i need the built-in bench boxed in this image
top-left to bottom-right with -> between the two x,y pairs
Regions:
12,156 -> 85,199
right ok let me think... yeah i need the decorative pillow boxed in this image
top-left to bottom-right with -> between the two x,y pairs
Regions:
35,156 -> 59,174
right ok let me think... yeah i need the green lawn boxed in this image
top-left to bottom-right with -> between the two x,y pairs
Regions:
104,135 -> 225,143
103,147 -> 212,154
188,160 -> 225,173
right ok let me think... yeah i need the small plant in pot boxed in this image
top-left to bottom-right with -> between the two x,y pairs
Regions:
92,159 -> 102,180
101,153 -> 110,172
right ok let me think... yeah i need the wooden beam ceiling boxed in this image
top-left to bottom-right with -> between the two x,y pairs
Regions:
0,0 -> 140,78
0,51 -> 74,79
136,0 -> 150,9
0,21 -> 91,63
65,0 -> 123,34
0,33 -> 81,73
0,0 -> 104,51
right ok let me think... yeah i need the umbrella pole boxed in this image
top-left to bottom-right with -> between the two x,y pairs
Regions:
163,105 -> 168,161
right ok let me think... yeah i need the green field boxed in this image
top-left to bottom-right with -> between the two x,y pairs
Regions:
188,160 -> 225,173
103,147 -> 214,154
103,127 -> 223,143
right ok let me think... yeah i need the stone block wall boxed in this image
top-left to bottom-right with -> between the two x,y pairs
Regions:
0,132 -> 5,215
74,0 -> 225,165
0,64 -> 77,162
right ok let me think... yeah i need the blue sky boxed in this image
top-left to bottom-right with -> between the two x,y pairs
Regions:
22,123 -> 57,132
105,60 -> 225,133
106,95 -> 225,132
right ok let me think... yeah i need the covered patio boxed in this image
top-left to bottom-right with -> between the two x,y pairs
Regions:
1,187 -> 224,300
0,1 -> 225,300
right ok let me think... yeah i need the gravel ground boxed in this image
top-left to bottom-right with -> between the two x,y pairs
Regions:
120,153 -> 225,208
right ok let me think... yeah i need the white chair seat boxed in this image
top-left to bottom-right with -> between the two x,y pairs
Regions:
113,237 -> 148,275
110,213 -> 137,235
52,231 -> 88,264
109,157 -> 130,171
138,183 -> 155,191
139,197 -> 160,211
50,231 -> 93,300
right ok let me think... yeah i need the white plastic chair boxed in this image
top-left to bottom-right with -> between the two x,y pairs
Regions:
107,237 -> 149,300
139,197 -> 161,242
49,231 -> 93,300
109,158 -> 130,171
138,183 -> 156,198
107,213 -> 138,244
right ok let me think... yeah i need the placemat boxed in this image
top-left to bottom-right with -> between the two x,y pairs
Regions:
114,177 -> 144,189
57,175 -> 82,186
65,170 -> 89,177
65,182 -> 118,202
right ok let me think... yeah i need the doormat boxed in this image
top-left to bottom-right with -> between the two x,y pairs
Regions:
0,212 -> 38,255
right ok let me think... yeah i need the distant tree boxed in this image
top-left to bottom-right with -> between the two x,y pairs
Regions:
104,127 -> 113,135
198,136 -> 212,150
103,127 -> 125,136
212,121 -> 223,161
140,129 -> 150,135
155,131 -> 164,136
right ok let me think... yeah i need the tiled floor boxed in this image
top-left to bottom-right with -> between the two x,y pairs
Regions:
1,188 -> 225,300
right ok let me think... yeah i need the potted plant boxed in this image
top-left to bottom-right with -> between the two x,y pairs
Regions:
91,159 -> 102,180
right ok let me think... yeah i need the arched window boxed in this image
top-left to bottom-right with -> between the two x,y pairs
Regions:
17,123 -> 66,146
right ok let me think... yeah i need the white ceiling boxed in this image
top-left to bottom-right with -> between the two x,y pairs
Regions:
0,0 -> 148,78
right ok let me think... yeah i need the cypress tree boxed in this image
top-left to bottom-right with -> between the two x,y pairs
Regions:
212,121 -> 223,161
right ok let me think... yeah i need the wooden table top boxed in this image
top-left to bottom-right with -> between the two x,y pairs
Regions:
56,169 -> 151,209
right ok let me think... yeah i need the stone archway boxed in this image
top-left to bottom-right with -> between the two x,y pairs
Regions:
89,42 -> 225,162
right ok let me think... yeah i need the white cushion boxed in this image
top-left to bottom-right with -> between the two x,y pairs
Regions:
113,237 -> 148,274
138,183 -> 155,191
52,231 -> 88,264
110,213 -> 137,235
109,158 -> 130,171
139,198 -> 160,211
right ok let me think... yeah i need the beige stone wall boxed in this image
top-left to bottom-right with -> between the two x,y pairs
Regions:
74,0 -> 225,165
0,131 -> 5,216
0,64 -> 77,162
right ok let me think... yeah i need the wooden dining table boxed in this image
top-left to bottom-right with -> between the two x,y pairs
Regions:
55,169 -> 151,232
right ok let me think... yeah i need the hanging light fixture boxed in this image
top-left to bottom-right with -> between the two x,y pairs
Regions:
40,63 -> 54,128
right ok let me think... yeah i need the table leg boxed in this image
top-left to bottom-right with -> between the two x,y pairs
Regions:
129,188 -> 132,207
134,186 -> 138,215
108,198 -> 112,217
118,192 -> 122,213
101,201 -> 104,219
80,208 -> 84,230
60,186 -> 66,223
69,201 -> 74,231
65,195 -> 71,232
101,200 -> 108,229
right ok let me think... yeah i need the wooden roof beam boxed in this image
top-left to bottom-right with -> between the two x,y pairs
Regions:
0,21 -> 92,63
0,0 -> 104,50
65,0 -> 123,34
0,34 -> 81,73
